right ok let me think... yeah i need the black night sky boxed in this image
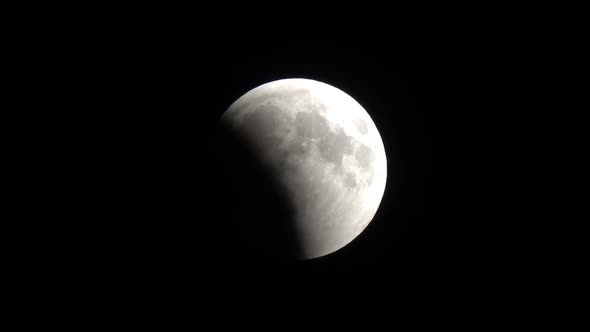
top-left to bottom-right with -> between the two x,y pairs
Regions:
75,2 -> 539,293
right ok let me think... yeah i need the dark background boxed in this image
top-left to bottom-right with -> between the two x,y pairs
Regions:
54,2 -> 540,294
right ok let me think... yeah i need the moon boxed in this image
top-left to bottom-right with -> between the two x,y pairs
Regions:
217,78 -> 387,259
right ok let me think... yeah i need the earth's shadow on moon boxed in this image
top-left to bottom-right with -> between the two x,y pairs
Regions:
212,121 -> 303,261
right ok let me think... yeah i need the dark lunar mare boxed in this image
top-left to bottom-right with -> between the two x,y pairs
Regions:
212,121 -> 303,260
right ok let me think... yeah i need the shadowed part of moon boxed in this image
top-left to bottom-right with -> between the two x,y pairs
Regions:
240,106 -> 288,158
213,121 -> 303,260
